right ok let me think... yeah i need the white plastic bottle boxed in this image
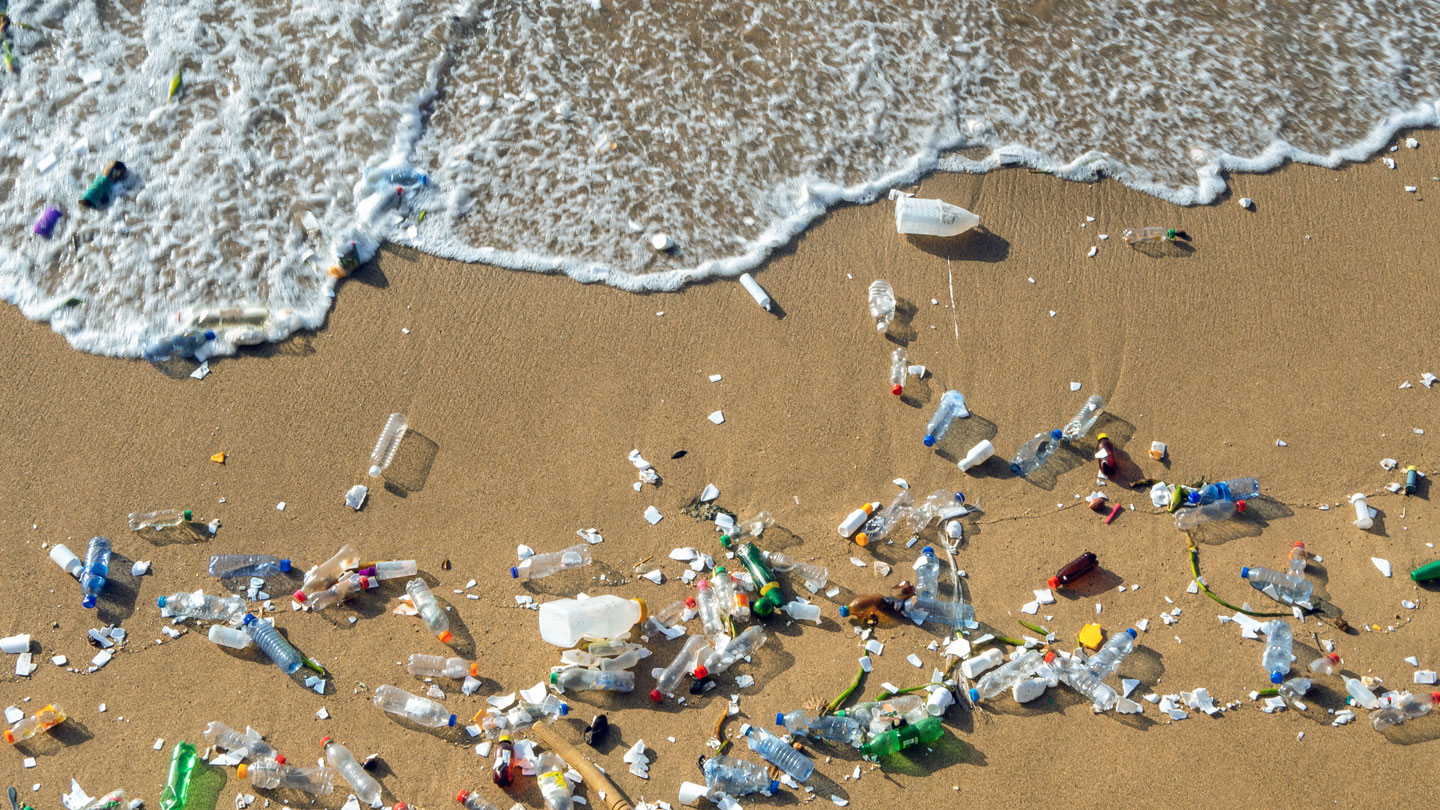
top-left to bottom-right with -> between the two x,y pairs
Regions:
49,543 -> 84,579
537,595 -> 648,647
837,502 -> 881,542
321,737 -> 382,807
891,191 -> 980,237
369,413 -> 408,478
1350,493 -> 1373,529
958,439 -> 995,473
867,280 -> 896,331
208,624 -> 253,650
1261,620 -> 1293,684
1344,676 -> 1380,709
373,684 -> 457,727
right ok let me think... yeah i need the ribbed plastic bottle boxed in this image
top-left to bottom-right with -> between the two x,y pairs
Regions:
867,280 -> 896,332
549,668 -> 634,693
741,724 -> 814,780
373,684 -> 457,727
703,755 -> 777,796
210,555 -> 291,578
202,721 -> 275,760
1240,565 -> 1313,605
969,650 -> 1045,701
1086,628 -> 1138,679
1261,620 -> 1293,684
128,509 -> 192,531
923,390 -> 969,446
1175,499 -> 1245,530
650,636 -> 709,702
535,752 -> 573,810
406,578 -> 454,643
242,614 -> 302,675
158,591 -> 247,623
913,547 -> 940,600
321,737 -> 382,807
761,551 -> 828,590
80,536 -> 112,609
511,545 -> 592,580
860,716 -> 943,759
775,709 -> 862,746
696,626 -> 767,677
239,757 -> 335,795
695,580 -> 727,637
408,654 -> 478,680
369,413 -> 408,478
1188,477 -> 1260,505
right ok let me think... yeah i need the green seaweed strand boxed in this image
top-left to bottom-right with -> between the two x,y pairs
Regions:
1188,542 -> 1289,617
824,665 -> 866,715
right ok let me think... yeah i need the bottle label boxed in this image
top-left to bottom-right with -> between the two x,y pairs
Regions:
539,769 -> 566,789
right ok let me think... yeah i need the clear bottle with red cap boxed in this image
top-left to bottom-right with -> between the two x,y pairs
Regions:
407,654 -> 478,680
456,790 -> 499,810
1288,542 -> 1307,577
321,737 -> 382,807
406,578 -> 454,643
1372,691 -> 1440,730
1175,499 -> 1245,530
298,572 -> 378,610
889,346 -> 907,395
694,579 -> 727,638
651,635 -> 710,702
238,757 -> 336,795
1309,653 -> 1341,675
1048,551 -> 1098,590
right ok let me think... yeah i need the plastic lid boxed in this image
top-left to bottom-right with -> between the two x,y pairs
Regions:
447,714 -> 458,727
768,780 -> 779,794
550,672 -> 559,684
438,630 -> 454,643
204,330 -> 216,340
838,605 -> 850,617
1125,628 -> 1137,639
279,559 -> 292,572
82,595 -> 96,609
649,689 -> 663,703
237,764 -> 249,779
559,703 -> 569,716
1235,500 -> 1247,512
693,665 -> 709,680
684,596 -> 696,609
775,712 -> 785,725
1046,576 -> 1060,590
510,567 -> 520,578
1097,432 -> 1108,440
1240,566 -> 1251,579
156,595 -> 168,607
1325,653 -> 1340,663
696,579 -> 711,591
182,510 -> 193,520
1187,490 -> 1201,505
1270,671 -> 1283,684
633,598 -> 649,624
294,590 -> 308,602
469,662 -> 480,678
275,755 -> 286,765
854,533 -> 870,547
923,434 -> 936,447
719,535 -> 734,548
922,546 -> 934,556
714,566 -> 727,574
1043,651 -> 1056,663
319,736 -> 333,748
967,688 -> 979,702
752,601 -> 774,617
1049,429 -> 1062,439
892,384 -> 903,395
456,790 -> 470,804
1292,541 -> 1304,549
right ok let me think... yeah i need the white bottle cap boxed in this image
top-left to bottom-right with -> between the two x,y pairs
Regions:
0,633 -> 31,654
50,543 -> 83,579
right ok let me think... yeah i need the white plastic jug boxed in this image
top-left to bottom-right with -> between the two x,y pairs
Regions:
538,595 -> 648,647
890,190 -> 979,237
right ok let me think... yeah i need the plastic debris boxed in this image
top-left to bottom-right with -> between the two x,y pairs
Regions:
644,506 -> 663,525
345,485 -> 368,511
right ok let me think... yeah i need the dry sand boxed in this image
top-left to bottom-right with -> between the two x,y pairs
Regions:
4,142 -> 1440,810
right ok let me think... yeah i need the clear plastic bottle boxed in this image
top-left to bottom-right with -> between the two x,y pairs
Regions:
1010,430 -> 1063,477
588,639 -> 648,657
364,560 -> 418,580
301,545 -> 359,597
867,280 -> 896,332
1345,676 -> 1380,709
836,695 -> 926,734
142,328 -> 215,362
373,684 -> 457,727
535,752 -> 573,810
889,346 -> 907,395
1086,628 -> 1138,679
696,626 -> 767,677
858,490 -> 913,546
695,580 -> 726,638
969,650 -> 1045,701
710,568 -> 747,619
904,489 -> 965,535
860,716 -> 943,759
208,624 -> 253,650
1122,227 -> 1177,244
537,595 -> 647,648
1372,691 -> 1440,730
456,790 -> 499,810
239,757 -> 335,795
1189,477 -> 1260,505
1061,655 -> 1120,711
1277,677 -> 1311,708
406,578 -> 454,643
511,545 -> 592,580
3,703 -> 65,743
775,709 -> 862,746
1261,620 -> 1293,684
761,551 -> 828,591
723,511 -> 774,544
364,165 -> 429,188
1175,499 -> 1245,530
1062,395 -> 1106,441
549,667 -> 634,693
408,654 -> 478,680
210,555 -> 291,578
1288,542 -> 1308,577
299,572 -> 377,611
369,413 -> 408,478
905,594 -> 974,628
202,721 -> 275,760
158,591 -> 247,623
128,509 -> 193,531
922,390 -> 969,447
1240,565 -> 1313,605
1308,653 -> 1341,675
80,536 -> 111,609
703,755 -> 777,796
650,636 -> 710,702
913,547 -> 941,600
242,614 -> 302,675
321,737 -> 382,807
741,723 -> 814,780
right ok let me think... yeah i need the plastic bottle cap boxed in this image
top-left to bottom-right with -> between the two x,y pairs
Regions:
1235,500 -> 1247,512
275,755 -> 286,765
279,559 -> 292,572
1125,628 -> 1137,638
649,689 -> 664,703
719,535 -> 734,548
1097,433 -> 1107,440
293,590 -> 308,602
559,703 -> 569,715
684,597 -> 696,609
82,595 -> 96,609
1187,491 -> 1200,505
775,712 -> 785,725
456,791 -> 470,804
319,736 -> 333,748
438,630 -> 454,643
1270,672 -> 1283,684
838,605 -> 850,617
768,780 -> 780,794
855,533 -> 870,547
448,714 -> 458,727
510,567 -> 520,578
469,662 -> 480,678
892,384 -> 903,395
1291,542 -> 1304,549
156,596 -> 168,607
923,435 -> 936,447
237,764 -> 248,779
550,672 -> 559,684
967,688 -> 979,702
1050,429 -> 1062,439
633,598 -> 649,624
1046,576 -> 1060,590
922,546 -> 934,556
693,665 -> 709,680
1240,567 -> 1251,579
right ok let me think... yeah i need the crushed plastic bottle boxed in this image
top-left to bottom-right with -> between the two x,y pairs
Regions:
761,551 -> 828,591
906,594 -> 974,628
858,490 -> 914,546
1122,226 -> 1178,244
1241,565 -> 1313,606
363,559 -> 419,580
696,625 -> 767,677
837,695 -> 926,735
511,544 -> 592,580
775,709 -> 862,746
1261,620 -> 1294,684
1175,499 -> 1246,530
298,572 -> 377,611
406,578 -> 454,643
128,508 -> 193,531
650,636 -> 710,702
1308,653 -> 1341,676
4,703 -> 65,744
703,755 -> 777,796
860,715 -> 943,759
741,723 -> 814,780
923,390 -> 969,447
369,413 -> 408,478
722,511 -> 774,544
1277,677 -> 1311,708
300,545 -> 360,598
1372,691 -> 1440,730
210,555 -> 291,578
158,591 -> 247,623
561,646 -> 650,671
492,735 -> 515,787
239,757 -> 335,796
888,346 -> 907,395
321,737 -> 382,807
1062,395 -> 1106,440
969,650 -> 1046,701
408,654 -> 479,680
202,721 -> 275,761
1010,429 -> 1064,478
242,614 -> 302,675
538,595 -> 647,648
80,536 -> 111,609
142,329 -> 215,362
535,752 -> 573,810
159,741 -> 198,810
695,579 -> 727,638
1085,628 -> 1138,679
904,490 -> 965,535
373,684 -> 457,727
1188,477 -> 1260,505
549,667 -> 635,693
867,280 -> 896,332
1350,493 -> 1374,530
456,790 -> 499,810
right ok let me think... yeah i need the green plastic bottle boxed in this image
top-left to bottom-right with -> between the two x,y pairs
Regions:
720,538 -> 783,616
160,741 -> 199,810
860,716 -> 943,759
1411,559 -> 1440,582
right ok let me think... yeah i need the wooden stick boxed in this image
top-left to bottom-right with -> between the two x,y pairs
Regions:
529,722 -> 635,810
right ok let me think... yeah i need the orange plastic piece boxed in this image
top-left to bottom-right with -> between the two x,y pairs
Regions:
211,452 -> 226,464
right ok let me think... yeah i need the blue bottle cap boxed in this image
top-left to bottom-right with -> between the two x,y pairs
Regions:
448,714 -> 458,727
1240,566 -> 1250,579
156,595 -> 168,607
1270,672 -> 1284,684
1125,628 -> 1137,639
279,559 -> 292,573
923,435 -> 936,447
204,330 -> 216,340
1188,490 -> 1200,505
768,780 -> 780,794
838,605 -> 850,618
243,612 -> 258,624
954,491 -> 965,504
558,703 -> 569,716
775,712 -> 785,726
1049,429 -> 1062,440
967,687 -> 979,702
922,546 -> 934,556
82,595 -> 97,609
510,567 -> 520,578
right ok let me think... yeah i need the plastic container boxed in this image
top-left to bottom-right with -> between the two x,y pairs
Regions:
322,737 -> 382,806
959,439 -> 995,472
80,536 -> 111,609
1308,653 -> 1341,675
549,667 -> 634,693
1175,499 -> 1245,530
210,555 -> 291,578
456,790 -> 499,810
159,741 -> 198,810
1241,565 -> 1313,605
208,625 -> 253,650
888,346 -> 907,395
373,684 -> 457,727
775,709 -> 861,746
1350,493 -> 1373,529
300,545 -> 359,597
202,721 -> 274,760
128,508 -> 193,531
761,551 -> 828,590
1121,227 -> 1177,243
511,545 -> 592,580
406,578 -> 454,643
969,650 -> 1045,701
299,572 -> 377,611
696,625 -> 767,677
4,703 -> 65,744
365,560 -> 419,580
242,614 -> 302,675
923,390 -> 969,446
1010,429 -> 1064,477
1261,620 -> 1293,684
892,193 -> 979,237
867,280 -> 896,331
408,654 -> 478,680
535,752 -> 573,810
1288,542 -> 1307,577
904,490 -> 966,535
142,329 -> 215,362
741,723 -> 814,780
1048,551 -> 1098,590
158,591 -> 247,623
1189,477 -> 1260,505
695,580 -> 726,638
239,758 -> 335,795
650,635 -> 710,702
703,755 -> 777,796
837,502 -> 881,542
369,413 -> 408,478
49,543 -> 84,579
860,715 -> 943,759
858,490 -> 913,546
538,595 -> 647,648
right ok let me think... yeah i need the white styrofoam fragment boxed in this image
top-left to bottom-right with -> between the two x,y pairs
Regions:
1415,670 -> 1438,685
906,653 -> 923,668
700,484 -> 719,502
644,506 -> 663,525
707,411 -> 725,425
865,639 -> 884,656
1122,678 -> 1140,698
1034,589 -> 1055,605
1372,557 -> 1393,578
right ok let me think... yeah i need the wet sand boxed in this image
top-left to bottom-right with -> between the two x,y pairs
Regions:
3,141 -> 1440,809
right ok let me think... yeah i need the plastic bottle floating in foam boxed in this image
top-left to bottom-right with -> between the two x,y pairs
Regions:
369,412 -> 408,477
890,190 -> 979,237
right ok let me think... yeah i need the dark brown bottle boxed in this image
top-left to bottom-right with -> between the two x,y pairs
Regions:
491,735 -> 514,788
1096,434 -> 1117,477
1048,551 -> 1098,590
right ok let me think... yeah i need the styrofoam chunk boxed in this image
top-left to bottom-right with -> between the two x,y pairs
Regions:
707,410 -> 725,425
699,484 -> 719,502
1372,557 -> 1392,577
644,506 -> 663,525
1012,677 -> 1047,703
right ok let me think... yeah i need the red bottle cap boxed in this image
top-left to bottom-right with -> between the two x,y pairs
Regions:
456,791 -> 470,805
684,597 -> 696,609
891,384 -> 903,396
693,665 -> 709,680
1292,541 -> 1305,548
1235,500 -> 1247,512
293,590 -> 307,603
649,689 -> 663,703
275,755 -> 286,765
319,736 -> 333,748
1047,576 -> 1060,589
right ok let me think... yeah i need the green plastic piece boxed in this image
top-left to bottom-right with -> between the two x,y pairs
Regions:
1411,559 -> 1440,582
160,741 -> 198,810
860,716 -> 943,759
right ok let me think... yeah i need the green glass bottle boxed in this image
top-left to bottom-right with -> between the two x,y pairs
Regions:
860,716 -> 943,759
1411,559 -> 1440,582
160,741 -> 199,810
721,538 -> 783,616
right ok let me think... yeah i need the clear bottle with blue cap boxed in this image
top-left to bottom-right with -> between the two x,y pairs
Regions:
1011,395 -> 1107,477
209,555 -> 291,578
703,755 -> 777,796
79,536 -> 111,609
1241,564 -> 1312,605
242,613 -> 303,674
923,390 -> 968,446
1261,620 -> 1293,684
740,723 -> 814,781
372,684 -> 457,727
1187,477 -> 1260,505
1085,627 -> 1138,679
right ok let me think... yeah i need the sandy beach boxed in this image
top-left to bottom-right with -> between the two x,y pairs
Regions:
3,143 -> 1440,810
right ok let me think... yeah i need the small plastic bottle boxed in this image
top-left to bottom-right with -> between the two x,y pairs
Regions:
242,614 -> 302,675
1288,541 -> 1307,577
867,280 -> 896,332
1121,227 -> 1177,244
369,413 -> 408,477
1062,395 -> 1106,440
322,737 -> 382,807
1345,676 -> 1380,709
1095,434 -> 1118,477
550,667 -> 634,693
128,509 -> 193,531
923,390 -> 969,446
696,626 -> 767,677
710,568 -> 747,618
860,715 -> 943,759
888,347 -> 907,395
456,790 -> 499,810
1350,493 -> 1373,529
775,709 -> 862,746
239,757 -> 335,795
695,580 -> 727,638
208,625 -> 253,650
958,439 -> 995,473
49,542 -> 84,579
492,735 -> 515,787
741,724 -> 814,780
1261,620 -> 1293,684
1405,465 -> 1421,495
364,560 -> 419,580
1308,653 -> 1341,676
301,545 -> 360,597
1010,430 -> 1063,477
406,578 -> 454,643
703,755 -> 777,796
210,555 -> 291,578
1189,477 -> 1260,505
650,635 -> 710,702
408,654 -> 478,680
159,741 -> 198,810
202,721 -> 274,760
158,591 -> 247,623
913,547 -> 941,600
535,752 -> 573,810
537,595 -> 647,648
1277,677 -> 1311,708
1085,628 -> 1138,679
1240,565 -> 1313,605
1048,552 -> 1098,590
511,545 -> 592,580
969,650 -> 1045,701
761,551 -> 828,590
299,572 -> 377,611
1372,691 -> 1440,730
837,502 -> 882,542
1175,499 -> 1245,530
904,489 -> 965,535
80,536 -> 111,609
3,703 -> 65,743
373,684 -> 457,727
